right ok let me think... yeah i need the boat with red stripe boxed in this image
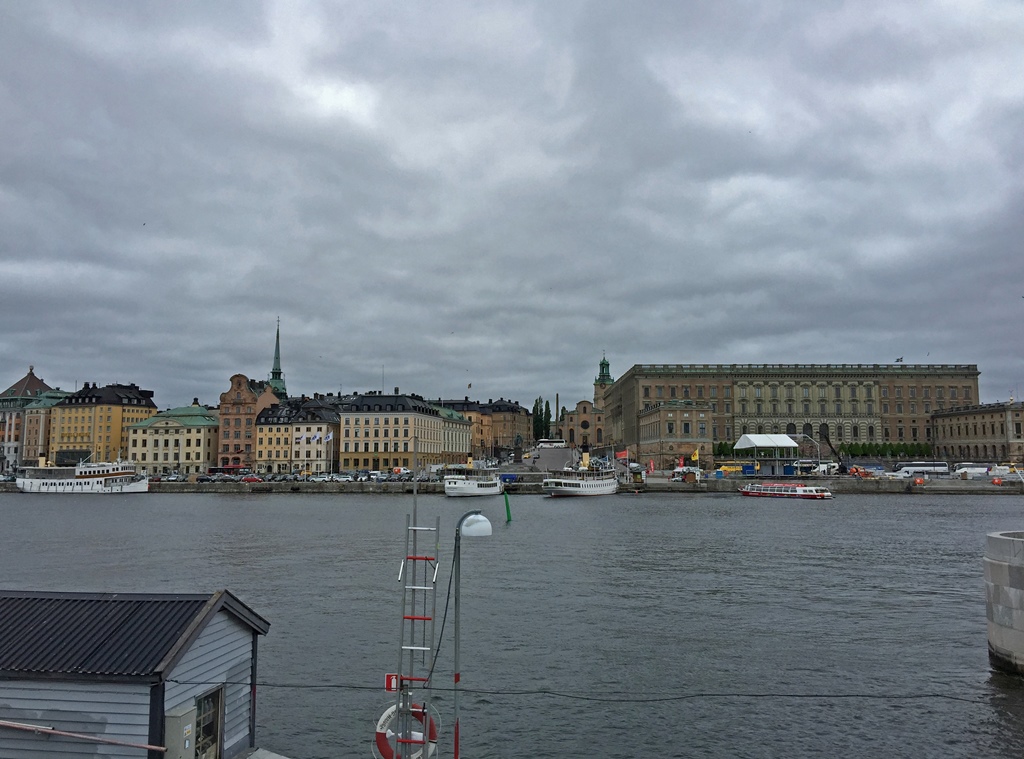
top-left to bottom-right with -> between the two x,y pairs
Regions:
739,482 -> 833,499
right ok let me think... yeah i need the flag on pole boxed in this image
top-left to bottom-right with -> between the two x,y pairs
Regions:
614,450 -> 628,460
691,449 -> 699,461
325,431 -> 333,442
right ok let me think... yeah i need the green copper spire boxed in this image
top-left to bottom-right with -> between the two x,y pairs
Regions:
595,352 -> 613,385
268,318 -> 288,397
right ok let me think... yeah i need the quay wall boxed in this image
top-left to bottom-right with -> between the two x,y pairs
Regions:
1,476 -> 1021,496
985,531 -> 1024,675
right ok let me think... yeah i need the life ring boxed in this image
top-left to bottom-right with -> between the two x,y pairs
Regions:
373,703 -> 438,759
913,477 -> 925,485
993,478 -> 1003,485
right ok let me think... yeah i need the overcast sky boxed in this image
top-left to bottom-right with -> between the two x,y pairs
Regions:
2,1 -> 1022,411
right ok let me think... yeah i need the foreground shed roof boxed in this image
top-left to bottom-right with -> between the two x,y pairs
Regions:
0,589 -> 269,681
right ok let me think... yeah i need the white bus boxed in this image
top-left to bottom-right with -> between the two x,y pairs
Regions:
536,439 -> 567,448
894,461 -> 950,477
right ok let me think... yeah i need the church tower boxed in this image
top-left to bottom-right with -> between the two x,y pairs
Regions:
267,318 -> 288,398
594,353 -> 614,409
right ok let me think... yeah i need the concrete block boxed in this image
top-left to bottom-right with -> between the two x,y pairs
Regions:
984,558 -> 1010,587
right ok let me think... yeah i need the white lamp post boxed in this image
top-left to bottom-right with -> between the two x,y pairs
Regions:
453,510 -> 491,759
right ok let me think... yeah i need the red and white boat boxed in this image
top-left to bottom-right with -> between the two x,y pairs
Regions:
739,482 -> 833,499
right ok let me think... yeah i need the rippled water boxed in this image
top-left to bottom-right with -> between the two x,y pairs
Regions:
3,491 -> 1024,758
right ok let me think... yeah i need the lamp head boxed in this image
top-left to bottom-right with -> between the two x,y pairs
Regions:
458,512 -> 492,537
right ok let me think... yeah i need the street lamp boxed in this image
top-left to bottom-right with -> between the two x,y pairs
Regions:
454,510 -> 491,759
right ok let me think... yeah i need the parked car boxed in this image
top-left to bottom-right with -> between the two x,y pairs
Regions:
240,475 -> 263,483
196,475 -> 213,483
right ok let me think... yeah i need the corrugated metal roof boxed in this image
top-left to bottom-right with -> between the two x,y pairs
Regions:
0,590 -> 267,680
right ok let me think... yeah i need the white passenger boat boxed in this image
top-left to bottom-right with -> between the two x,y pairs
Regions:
16,460 -> 149,494
739,482 -> 833,499
542,452 -> 618,497
443,466 -> 504,497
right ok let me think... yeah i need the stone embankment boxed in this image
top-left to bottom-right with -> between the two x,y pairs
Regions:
1,475 -> 1020,496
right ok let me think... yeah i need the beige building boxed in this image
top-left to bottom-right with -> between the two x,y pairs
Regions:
338,391 -> 471,471
128,400 -> 219,475
436,397 -> 530,458
636,399 -> 714,469
596,361 -> 980,457
555,400 -> 607,451
931,402 -> 1024,464
49,382 -> 157,465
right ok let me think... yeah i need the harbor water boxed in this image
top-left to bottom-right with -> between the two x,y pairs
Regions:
3,491 -> 1024,758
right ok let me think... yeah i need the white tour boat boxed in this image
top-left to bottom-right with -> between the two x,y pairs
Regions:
542,452 -> 618,497
739,482 -> 833,500
443,465 -> 504,497
16,460 -> 149,494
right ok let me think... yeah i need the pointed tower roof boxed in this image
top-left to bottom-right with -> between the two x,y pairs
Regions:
267,318 -> 288,398
595,353 -> 614,386
2,366 -> 53,401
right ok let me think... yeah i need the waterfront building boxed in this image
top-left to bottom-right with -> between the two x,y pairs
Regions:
555,400 -> 607,451
256,394 -> 341,475
636,399 -> 713,469
21,390 -> 71,466
128,400 -> 220,476
218,374 -> 280,473
931,401 -> 1024,464
436,397 -> 530,458
49,382 -> 157,465
339,390 -> 471,471
595,360 -> 980,457
0,366 -> 53,472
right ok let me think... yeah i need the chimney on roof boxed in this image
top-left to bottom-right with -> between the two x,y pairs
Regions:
192,398 -> 199,406
395,387 -> 399,394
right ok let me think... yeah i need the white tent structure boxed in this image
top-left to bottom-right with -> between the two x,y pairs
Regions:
733,434 -> 800,476
734,434 -> 799,452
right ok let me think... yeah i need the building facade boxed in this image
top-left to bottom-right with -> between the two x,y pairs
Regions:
0,366 -> 54,472
555,400 -> 606,451
21,390 -> 71,466
128,400 -> 220,476
338,390 -> 471,471
436,397 -> 530,458
931,401 -> 1024,464
596,360 -> 981,458
217,374 -> 281,472
49,383 -> 157,465
256,394 -> 341,475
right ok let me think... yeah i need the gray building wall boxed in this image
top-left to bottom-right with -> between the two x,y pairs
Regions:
0,610 -> 257,758
0,681 -> 150,757
165,611 -> 257,759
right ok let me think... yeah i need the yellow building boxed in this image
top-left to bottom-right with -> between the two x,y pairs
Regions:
256,395 -> 341,475
49,382 -> 157,465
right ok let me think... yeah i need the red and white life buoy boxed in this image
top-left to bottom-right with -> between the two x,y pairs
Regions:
373,703 -> 438,759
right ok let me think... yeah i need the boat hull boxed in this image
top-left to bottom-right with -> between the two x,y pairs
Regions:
15,461 -> 149,494
443,477 -> 504,497
16,477 -> 149,494
739,483 -> 832,499
541,472 -> 618,497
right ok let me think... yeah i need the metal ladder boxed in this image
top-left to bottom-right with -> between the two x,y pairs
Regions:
393,514 -> 440,758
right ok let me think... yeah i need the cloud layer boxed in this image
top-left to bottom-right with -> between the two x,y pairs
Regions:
2,1 -> 1022,408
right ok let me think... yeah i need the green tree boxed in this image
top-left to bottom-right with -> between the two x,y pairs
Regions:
544,401 -> 552,439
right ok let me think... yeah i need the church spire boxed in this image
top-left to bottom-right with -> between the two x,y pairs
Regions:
268,318 -> 287,397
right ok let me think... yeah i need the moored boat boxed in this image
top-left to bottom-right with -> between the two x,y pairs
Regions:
542,451 -> 618,497
443,465 -> 504,497
739,482 -> 833,499
15,460 -> 149,494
